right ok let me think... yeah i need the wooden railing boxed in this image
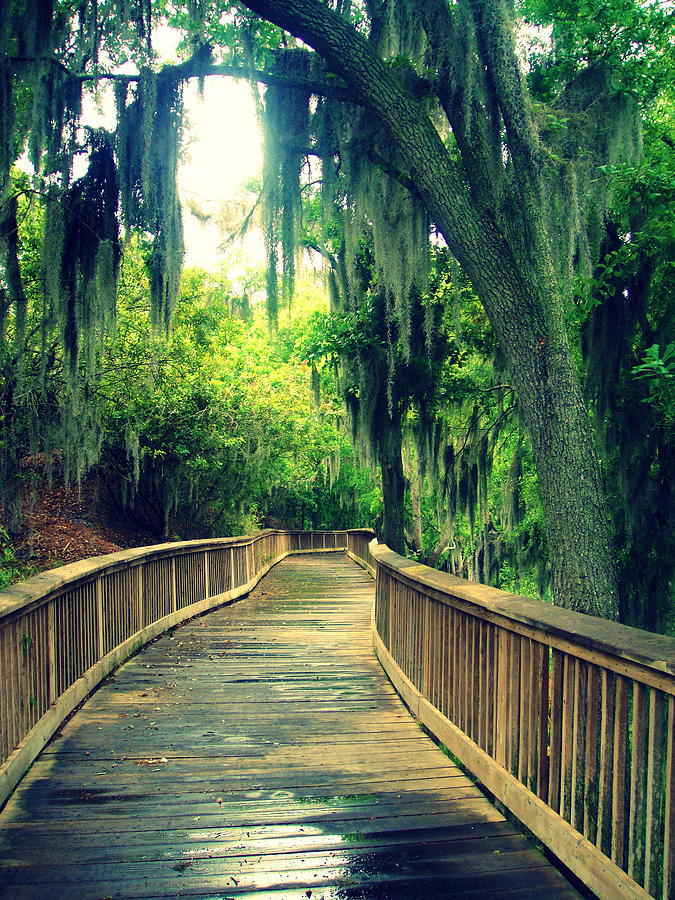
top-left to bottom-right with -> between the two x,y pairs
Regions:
345,527 -> 377,576
0,528 -> 370,807
10,527 -> 668,899
370,541 -> 675,900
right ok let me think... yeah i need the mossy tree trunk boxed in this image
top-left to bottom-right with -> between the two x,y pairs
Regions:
377,409 -> 406,556
0,197 -> 26,538
403,440 -> 423,555
242,0 -> 620,619
1,379 -> 22,537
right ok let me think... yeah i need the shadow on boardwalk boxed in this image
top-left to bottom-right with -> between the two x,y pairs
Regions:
0,552 -> 580,899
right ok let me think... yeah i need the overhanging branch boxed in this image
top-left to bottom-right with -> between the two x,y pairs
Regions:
8,55 -> 357,102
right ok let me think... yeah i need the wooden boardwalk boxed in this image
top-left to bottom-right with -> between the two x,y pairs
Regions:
0,553 -> 581,899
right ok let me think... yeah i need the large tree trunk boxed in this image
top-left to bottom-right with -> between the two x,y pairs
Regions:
377,412 -> 406,555
476,271 -> 618,617
242,0 -> 620,620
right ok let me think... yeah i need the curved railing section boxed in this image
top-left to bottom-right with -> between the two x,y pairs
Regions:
369,540 -> 675,900
0,529 -> 373,807
345,527 -> 377,576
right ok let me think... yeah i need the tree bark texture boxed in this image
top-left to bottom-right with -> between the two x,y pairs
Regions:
403,441 -> 423,555
242,0 -> 620,619
0,197 -> 26,538
377,411 -> 406,556
1,397 -> 22,538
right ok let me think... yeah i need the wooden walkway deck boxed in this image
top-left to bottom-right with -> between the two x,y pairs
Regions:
0,552 -> 581,899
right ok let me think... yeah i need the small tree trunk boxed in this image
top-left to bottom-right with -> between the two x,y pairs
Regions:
403,440 -> 423,554
378,414 -> 406,555
1,370 -> 22,537
3,465 -> 22,538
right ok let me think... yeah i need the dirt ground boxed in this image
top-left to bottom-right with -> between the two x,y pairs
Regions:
4,463 -> 157,577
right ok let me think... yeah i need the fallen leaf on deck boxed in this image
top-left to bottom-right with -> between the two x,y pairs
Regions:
172,860 -> 193,872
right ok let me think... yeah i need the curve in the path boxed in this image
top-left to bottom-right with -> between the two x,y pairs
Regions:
0,552 -> 580,899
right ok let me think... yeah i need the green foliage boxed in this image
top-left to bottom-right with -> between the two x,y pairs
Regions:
0,173 -> 96,535
522,0 -> 674,102
96,250 -> 371,539
0,186 -> 376,553
294,302 -> 385,366
43,130 -> 121,375
267,432 -> 380,531
0,525 -> 19,588
633,342 -> 675,382
294,239 -> 548,593
408,257 -> 549,597
115,69 -> 185,330
633,333 -> 674,432
573,93 -> 675,632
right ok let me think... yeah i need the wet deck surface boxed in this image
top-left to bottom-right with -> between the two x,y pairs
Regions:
0,552 -> 580,899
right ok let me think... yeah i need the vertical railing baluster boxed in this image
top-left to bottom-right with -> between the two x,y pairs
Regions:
517,637 -> 529,784
496,629 -> 508,768
571,660 -> 587,833
663,694 -> 674,900
561,654 -> 575,821
47,600 -> 57,705
597,668 -> 616,855
645,688 -> 664,895
629,680 -> 647,884
507,633 -> 520,777
584,665 -> 600,840
526,640 -> 539,792
478,620 -> 488,751
549,649 -> 564,814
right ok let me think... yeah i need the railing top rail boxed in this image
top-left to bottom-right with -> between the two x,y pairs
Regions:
0,529 -> 353,623
371,540 -> 675,683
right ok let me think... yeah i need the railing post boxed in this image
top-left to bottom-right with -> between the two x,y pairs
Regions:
645,688 -> 663,894
136,566 -> 144,631
496,629 -> 508,768
96,577 -> 104,660
664,695 -> 674,900
47,600 -> 57,705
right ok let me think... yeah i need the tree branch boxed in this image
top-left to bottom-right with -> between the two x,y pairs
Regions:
8,54 -> 357,102
302,239 -> 339,272
366,150 -> 418,196
416,0 -> 504,210
239,0 -> 501,268
466,0 -> 540,171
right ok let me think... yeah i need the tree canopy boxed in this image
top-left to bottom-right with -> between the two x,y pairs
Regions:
0,0 -> 673,628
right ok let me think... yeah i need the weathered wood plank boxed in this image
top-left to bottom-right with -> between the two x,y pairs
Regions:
0,819 -> 524,867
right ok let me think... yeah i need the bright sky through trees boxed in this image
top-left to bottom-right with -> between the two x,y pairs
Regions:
180,77 -> 263,269
86,24 -> 264,271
